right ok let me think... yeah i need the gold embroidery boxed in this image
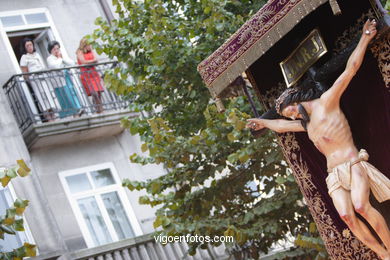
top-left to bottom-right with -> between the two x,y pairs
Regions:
259,82 -> 286,109
343,229 -> 351,239
371,31 -> 390,90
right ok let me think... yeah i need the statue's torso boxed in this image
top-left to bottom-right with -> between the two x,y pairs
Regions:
307,99 -> 359,170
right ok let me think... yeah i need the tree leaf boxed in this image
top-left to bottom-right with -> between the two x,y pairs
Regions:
141,143 -> 148,153
0,224 -> 15,235
24,243 -> 37,257
1,176 -> 11,187
16,159 -> 31,177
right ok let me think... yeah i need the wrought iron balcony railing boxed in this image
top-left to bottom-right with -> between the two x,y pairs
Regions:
70,233 -> 229,260
3,61 -> 129,133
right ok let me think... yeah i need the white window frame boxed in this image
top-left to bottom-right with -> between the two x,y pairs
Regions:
59,162 -> 143,248
0,8 -> 70,73
0,182 -> 36,250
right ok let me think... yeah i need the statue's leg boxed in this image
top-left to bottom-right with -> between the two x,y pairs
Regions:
330,187 -> 390,259
351,163 -> 390,254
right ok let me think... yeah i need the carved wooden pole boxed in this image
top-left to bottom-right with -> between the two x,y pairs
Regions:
215,97 -> 225,112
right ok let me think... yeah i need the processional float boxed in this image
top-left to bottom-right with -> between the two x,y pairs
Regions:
198,0 -> 390,259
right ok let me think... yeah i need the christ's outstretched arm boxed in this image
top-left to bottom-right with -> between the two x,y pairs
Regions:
321,19 -> 377,107
246,118 -> 305,133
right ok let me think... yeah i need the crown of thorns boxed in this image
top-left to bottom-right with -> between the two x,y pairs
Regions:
275,87 -> 299,114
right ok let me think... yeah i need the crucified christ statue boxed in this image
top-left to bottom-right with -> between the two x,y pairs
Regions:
247,19 -> 390,260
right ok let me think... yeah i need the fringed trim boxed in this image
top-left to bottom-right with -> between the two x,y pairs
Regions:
329,0 -> 342,15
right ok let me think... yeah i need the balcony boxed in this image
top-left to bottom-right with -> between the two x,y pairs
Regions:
69,233 -> 229,260
65,233 -> 288,260
2,62 -> 134,150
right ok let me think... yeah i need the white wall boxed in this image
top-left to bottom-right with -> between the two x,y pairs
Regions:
30,131 -> 165,251
0,25 -> 70,256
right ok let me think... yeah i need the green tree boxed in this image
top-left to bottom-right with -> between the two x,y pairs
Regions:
385,0 -> 390,12
91,0 -> 324,258
0,160 -> 36,260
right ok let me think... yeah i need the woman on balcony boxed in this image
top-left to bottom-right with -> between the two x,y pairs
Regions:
20,38 -> 58,122
47,41 -> 84,118
76,38 -> 104,113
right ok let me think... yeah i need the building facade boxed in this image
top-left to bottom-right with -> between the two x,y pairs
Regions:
0,1 -> 172,259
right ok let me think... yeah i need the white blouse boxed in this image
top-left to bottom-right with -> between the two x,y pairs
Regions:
47,54 -> 75,69
20,52 -> 45,72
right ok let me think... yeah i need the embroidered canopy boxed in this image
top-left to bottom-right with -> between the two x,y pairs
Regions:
197,0 -> 334,98
197,0 -> 390,259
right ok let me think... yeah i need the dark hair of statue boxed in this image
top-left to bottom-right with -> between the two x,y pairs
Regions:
278,75 -> 327,113
278,74 -> 329,130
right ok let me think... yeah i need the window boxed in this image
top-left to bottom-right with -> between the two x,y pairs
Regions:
0,185 -> 34,252
0,12 -> 48,29
24,13 -> 48,24
59,163 -> 142,247
0,15 -> 24,27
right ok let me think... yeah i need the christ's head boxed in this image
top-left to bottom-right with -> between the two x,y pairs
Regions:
281,103 -> 301,120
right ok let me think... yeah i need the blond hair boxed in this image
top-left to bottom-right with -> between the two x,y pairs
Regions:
77,37 -> 90,54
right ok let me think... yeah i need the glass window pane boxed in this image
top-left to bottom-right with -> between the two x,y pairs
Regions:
91,169 -> 115,188
24,13 -> 48,24
101,192 -> 134,240
78,196 -> 112,246
65,174 -> 91,193
0,15 -> 25,27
